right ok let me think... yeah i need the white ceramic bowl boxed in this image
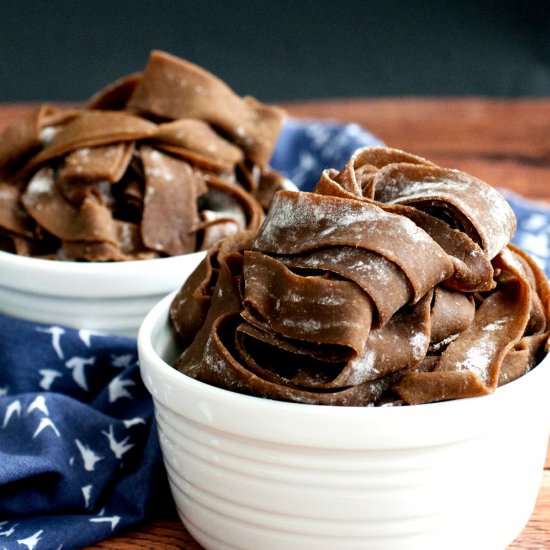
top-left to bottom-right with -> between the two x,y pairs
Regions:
0,250 -> 205,336
138,291 -> 550,550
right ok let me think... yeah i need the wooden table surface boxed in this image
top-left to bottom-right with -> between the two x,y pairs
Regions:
1,98 -> 550,549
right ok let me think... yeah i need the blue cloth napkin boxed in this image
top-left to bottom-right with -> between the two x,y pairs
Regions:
272,118 -> 384,191
0,324 -> 172,549
1,120 -> 549,550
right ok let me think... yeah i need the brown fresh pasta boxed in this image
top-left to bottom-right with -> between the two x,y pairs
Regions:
0,50 -> 286,261
170,146 -> 550,406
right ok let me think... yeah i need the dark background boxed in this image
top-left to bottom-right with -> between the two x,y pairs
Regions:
1,0 -> 550,103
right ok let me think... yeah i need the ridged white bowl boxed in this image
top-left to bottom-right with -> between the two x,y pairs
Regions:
139,291 -> 550,550
0,250 -> 205,336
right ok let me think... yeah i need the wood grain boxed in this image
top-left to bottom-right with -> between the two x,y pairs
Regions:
285,98 -> 550,201
1,100 -> 549,549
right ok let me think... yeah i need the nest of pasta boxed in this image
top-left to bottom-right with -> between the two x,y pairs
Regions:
170,147 -> 550,405
0,50 -> 285,261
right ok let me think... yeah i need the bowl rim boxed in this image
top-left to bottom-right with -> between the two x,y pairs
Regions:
0,247 -> 206,274
0,249 -> 207,297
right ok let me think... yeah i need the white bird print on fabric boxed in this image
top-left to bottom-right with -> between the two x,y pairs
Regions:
110,354 -> 135,368
75,439 -> 103,471
101,425 -> 134,459
17,530 -> 43,550
0,387 -> 8,397
122,417 -> 146,428
81,484 -> 93,508
27,395 -> 49,416
89,515 -> 120,531
2,399 -> 21,428
38,369 -> 62,390
65,356 -> 95,391
78,329 -> 104,347
108,376 -> 135,403
0,523 -> 17,536
36,326 -> 65,359
33,417 -> 60,438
